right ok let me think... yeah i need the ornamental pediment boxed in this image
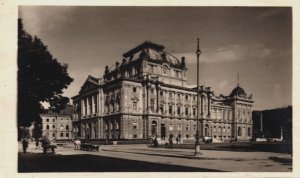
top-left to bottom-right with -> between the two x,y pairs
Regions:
79,76 -> 100,94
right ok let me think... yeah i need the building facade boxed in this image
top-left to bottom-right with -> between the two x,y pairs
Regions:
72,41 -> 254,141
41,113 -> 73,140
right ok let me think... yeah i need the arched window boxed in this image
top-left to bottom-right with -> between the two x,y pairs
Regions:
66,125 -> 69,130
46,125 -> 49,130
52,125 -> 55,129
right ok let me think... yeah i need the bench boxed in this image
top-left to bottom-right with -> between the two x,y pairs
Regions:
80,143 -> 100,151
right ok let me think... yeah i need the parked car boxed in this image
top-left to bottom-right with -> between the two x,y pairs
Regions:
203,137 -> 213,144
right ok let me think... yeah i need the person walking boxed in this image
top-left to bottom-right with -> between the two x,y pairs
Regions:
169,134 -> 173,149
35,138 -> 40,149
22,138 -> 28,153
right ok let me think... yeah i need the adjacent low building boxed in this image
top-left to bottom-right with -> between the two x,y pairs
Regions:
40,106 -> 73,140
72,41 -> 254,141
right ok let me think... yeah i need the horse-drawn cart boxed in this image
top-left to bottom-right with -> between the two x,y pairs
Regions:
42,144 -> 57,153
80,143 -> 99,151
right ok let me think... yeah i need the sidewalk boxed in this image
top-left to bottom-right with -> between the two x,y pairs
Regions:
102,144 -> 292,161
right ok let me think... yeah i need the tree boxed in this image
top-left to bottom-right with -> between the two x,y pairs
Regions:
18,19 -> 73,127
32,123 -> 43,140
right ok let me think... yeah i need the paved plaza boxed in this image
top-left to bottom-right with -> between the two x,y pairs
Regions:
18,141 -> 292,172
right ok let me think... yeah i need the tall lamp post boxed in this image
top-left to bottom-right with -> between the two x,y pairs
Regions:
195,38 -> 202,156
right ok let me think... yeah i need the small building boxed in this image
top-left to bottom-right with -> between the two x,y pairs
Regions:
40,106 -> 73,140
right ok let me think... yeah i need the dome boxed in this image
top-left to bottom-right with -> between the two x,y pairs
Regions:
122,41 -> 182,67
229,85 -> 247,98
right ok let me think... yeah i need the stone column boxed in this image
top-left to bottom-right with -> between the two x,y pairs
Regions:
208,95 -> 211,117
81,99 -> 85,117
120,116 -> 124,139
156,84 -> 160,113
87,97 -> 90,116
91,95 -> 95,115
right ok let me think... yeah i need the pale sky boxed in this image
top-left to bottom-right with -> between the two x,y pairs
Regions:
19,6 -> 292,110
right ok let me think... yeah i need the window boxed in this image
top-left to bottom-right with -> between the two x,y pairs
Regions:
52,125 -> 55,129
193,108 -> 196,116
66,125 -> 69,130
186,135 -> 190,138
160,91 -> 164,96
185,107 -> 189,116
149,65 -> 154,73
176,71 -> 179,78
169,92 -> 172,98
193,125 -> 196,130
46,125 -> 49,130
185,125 -> 189,131
133,101 -> 137,110
248,127 -> 251,137
115,122 -> 119,130
150,99 -> 155,111
46,118 -> 49,122
159,104 -> 164,113
169,124 -> 173,131
185,94 -> 189,100
60,133 -> 63,137
133,122 -> 138,129
238,127 -> 242,136
133,134 -> 137,138
133,87 -> 137,92
177,124 -> 182,131
52,133 -> 55,137
129,69 -> 132,76
177,106 -> 181,115
150,89 -> 154,94
53,119 -> 55,122
177,93 -> 181,99
168,105 -> 173,114
60,125 -> 64,130
66,133 -> 69,137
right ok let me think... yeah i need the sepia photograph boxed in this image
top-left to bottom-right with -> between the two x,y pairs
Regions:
1,1 -> 298,177
16,6 -> 293,173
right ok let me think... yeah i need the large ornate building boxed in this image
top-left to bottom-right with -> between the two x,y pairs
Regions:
72,41 -> 254,141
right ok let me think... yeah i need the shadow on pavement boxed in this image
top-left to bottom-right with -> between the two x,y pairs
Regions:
18,152 -> 223,172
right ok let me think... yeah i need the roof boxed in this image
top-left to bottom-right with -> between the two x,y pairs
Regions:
229,85 -> 247,98
107,41 -> 183,73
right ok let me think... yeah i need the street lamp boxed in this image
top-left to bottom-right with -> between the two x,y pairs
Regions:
195,38 -> 202,156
